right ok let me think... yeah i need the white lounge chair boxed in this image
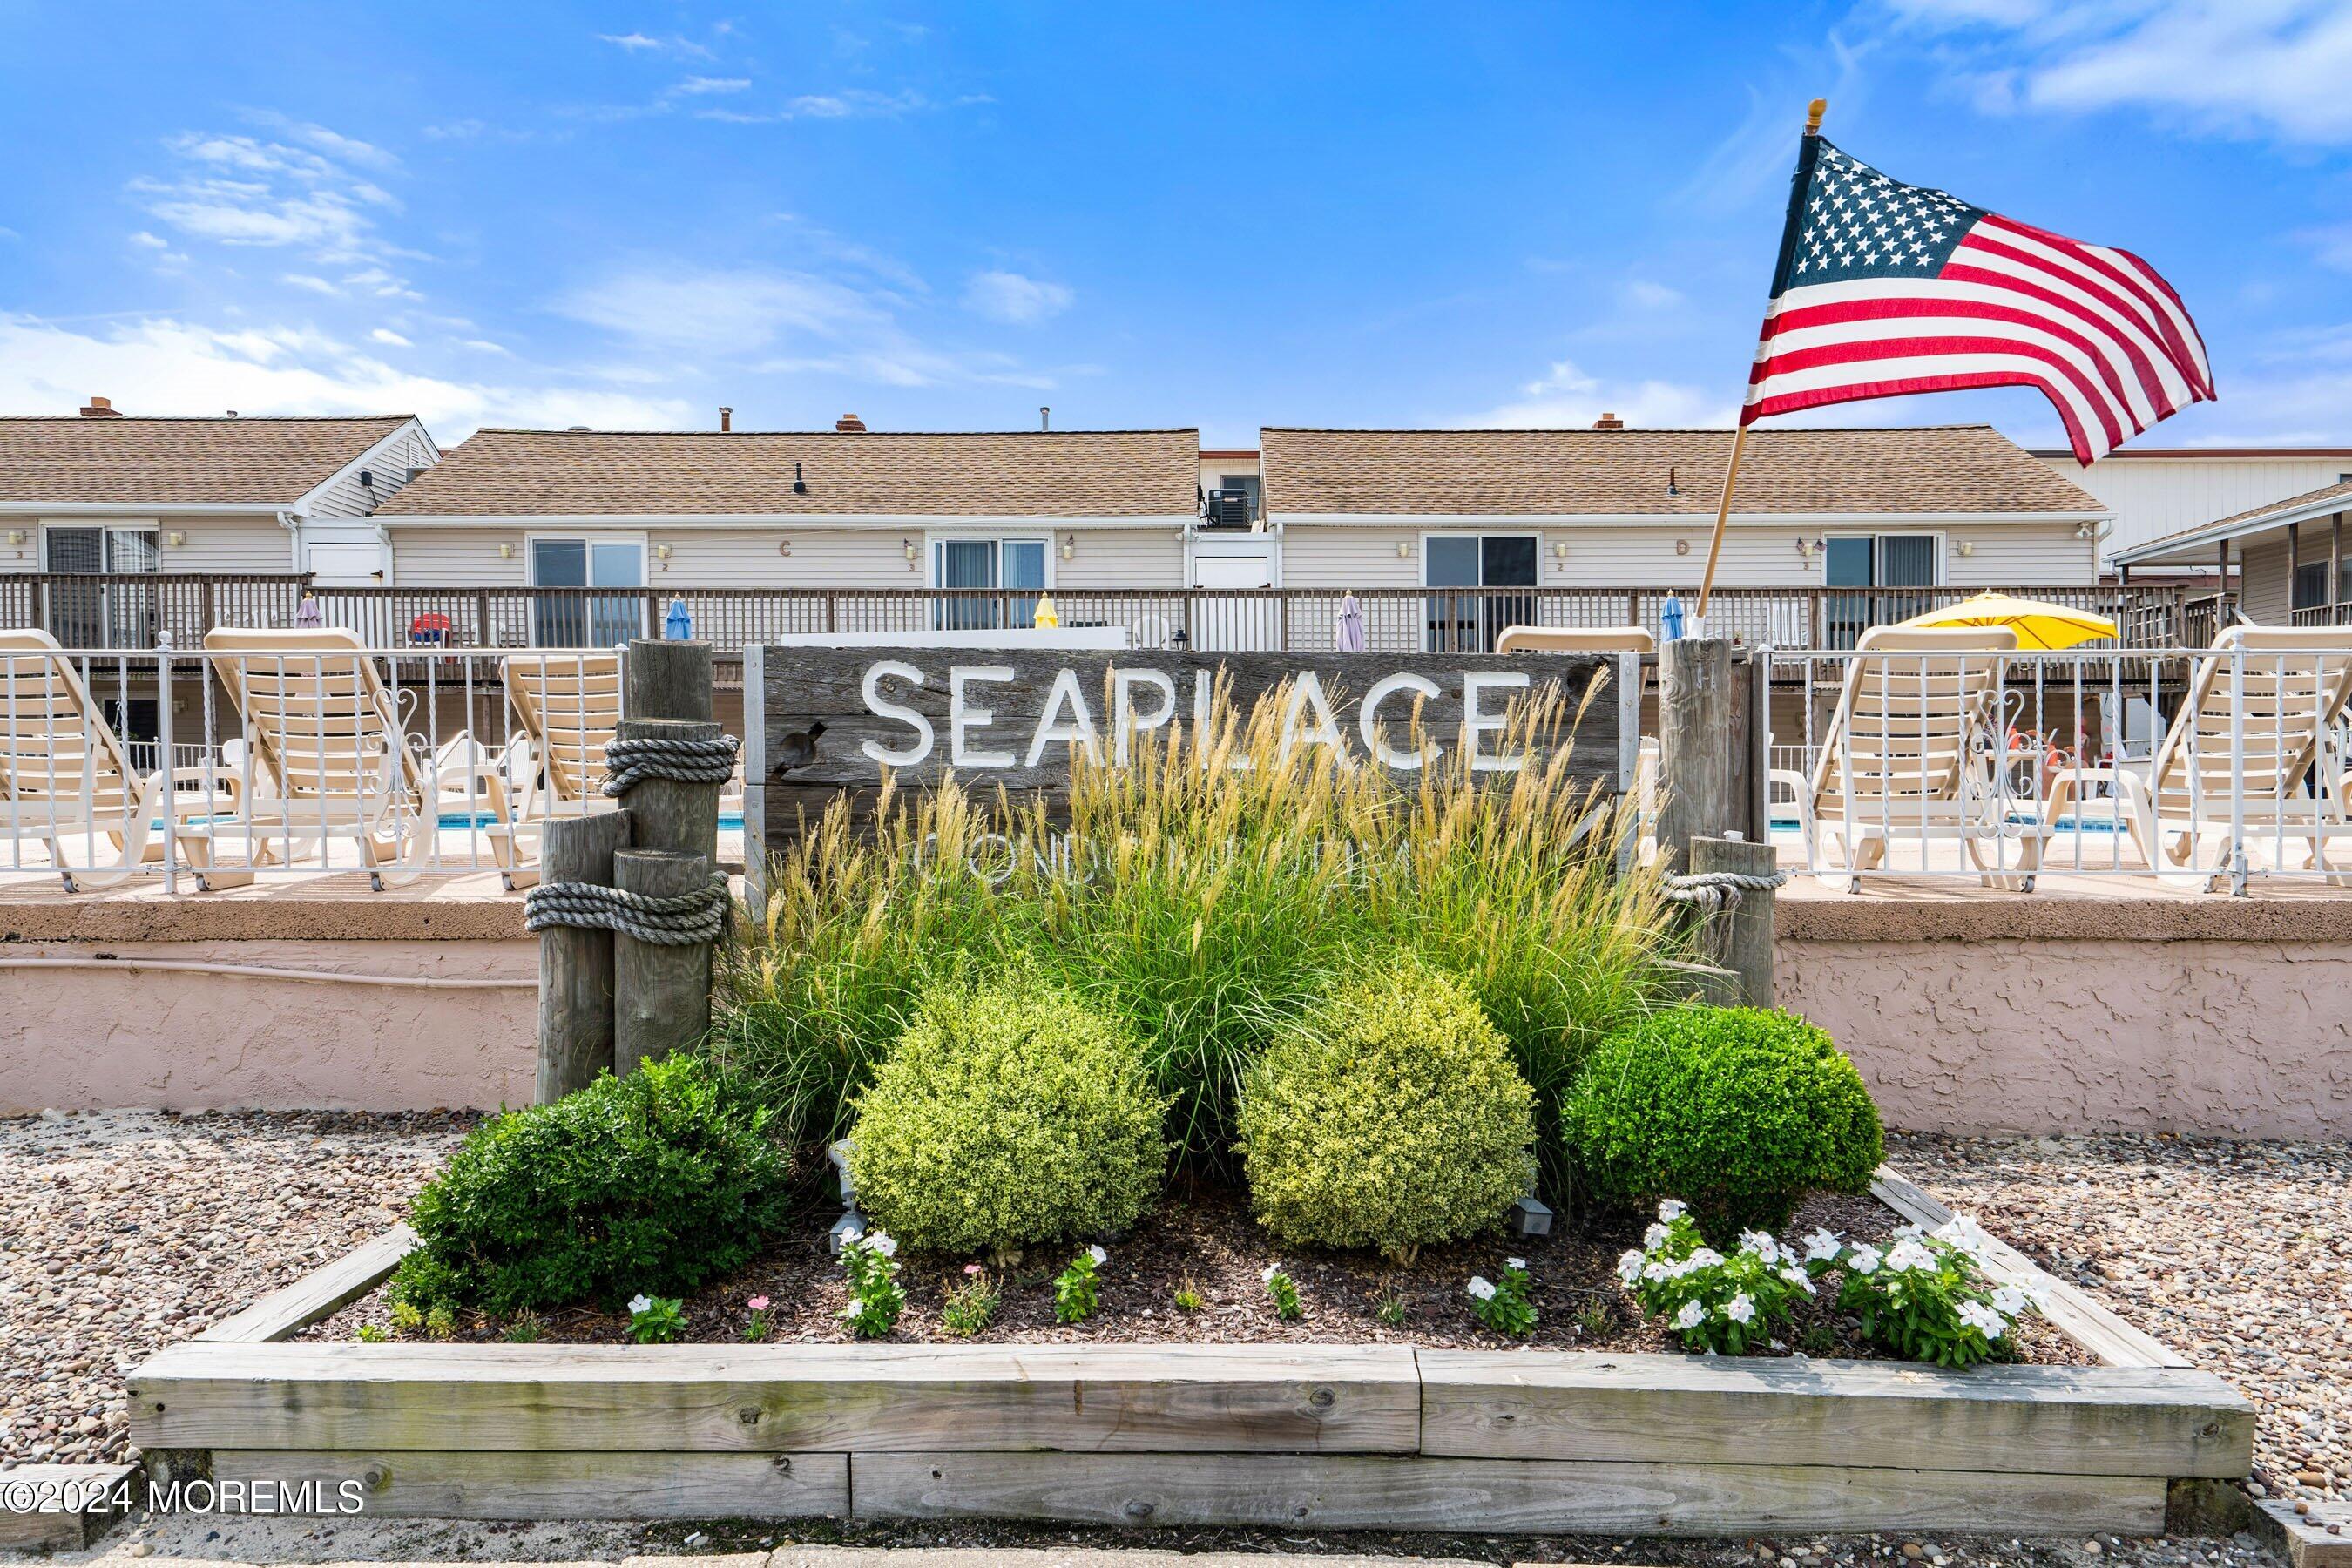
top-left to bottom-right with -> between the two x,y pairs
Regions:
2045,625 -> 2352,889
0,630 -> 243,890
193,628 -> 509,890
490,651 -> 623,890
1808,626 -> 2039,891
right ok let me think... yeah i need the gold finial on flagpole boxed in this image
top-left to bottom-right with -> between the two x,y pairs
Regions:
1806,98 -> 1828,133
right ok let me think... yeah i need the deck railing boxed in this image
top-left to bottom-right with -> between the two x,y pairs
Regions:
0,576 -> 2200,654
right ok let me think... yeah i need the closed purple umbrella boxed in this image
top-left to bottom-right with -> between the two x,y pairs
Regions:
1335,591 -> 1367,652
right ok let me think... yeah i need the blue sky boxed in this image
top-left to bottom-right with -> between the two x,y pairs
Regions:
3,1 -> 2350,450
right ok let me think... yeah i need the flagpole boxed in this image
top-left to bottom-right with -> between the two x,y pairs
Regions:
1695,96 -> 1827,626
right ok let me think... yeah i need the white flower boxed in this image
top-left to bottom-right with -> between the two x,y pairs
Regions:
1467,1275 -> 1498,1301
868,1231 -> 898,1259
1642,1260 -> 1671,1282
1932,1216 -> 1996,1262
1725,1293 -> 1756,1324
1504,1257 -> 1528,1273
1884,1239 -> 1936,1274
1781,1265 -> 1816,1295
1958,1300 -> 2007,1340
1643,1222 -> 1670,1250
1087,1244 -> 1107,1266
1990,1285 -> 2031,1319
1657,1199 -> 1687,1222
1617,1249 -> 1645,1286
628,1294 -> 653,1315
1738,1229 -> 1780,1262
1672,1299 -> 1707,1330
1686,1247 -> 1724,1271
1847,1244 -> 1882,1275
1802,1227 -> 1842,1263
1262,1262 -> 1285,1283
1893,1222 -> 1926,1241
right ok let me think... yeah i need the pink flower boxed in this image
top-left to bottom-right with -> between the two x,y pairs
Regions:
963,1263 -> 983,1275
747,1295 -> 771,1313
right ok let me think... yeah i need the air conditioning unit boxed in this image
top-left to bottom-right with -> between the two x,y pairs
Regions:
1205,488 -> 1253,529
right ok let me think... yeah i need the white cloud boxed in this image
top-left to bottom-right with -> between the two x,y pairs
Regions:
1621,278 -> 1686,310
596,30 -> 713,59
558,261 -> 1058,389
129,231 -> 170,250
0,313 -> 691,442
462,338 -> 514,355
674,76 -> 751,95
598,31 -> 661,51
369,328 -> 413,347
280,273 -> 341,295
1893,1 -> 2352,145
1467,358 -> 1738,429
963,270 -> 1073,325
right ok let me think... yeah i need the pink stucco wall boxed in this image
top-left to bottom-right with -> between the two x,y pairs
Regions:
1781,936 -> 2352,1139
0,938 -> 537,1114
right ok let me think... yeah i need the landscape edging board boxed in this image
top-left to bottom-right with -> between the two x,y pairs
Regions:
127,1173 -> 2256,1534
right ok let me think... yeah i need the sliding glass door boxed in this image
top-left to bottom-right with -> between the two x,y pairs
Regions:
530,537 -> 645,648
1424,535 -> 1537,652
932,537 -> 1047,630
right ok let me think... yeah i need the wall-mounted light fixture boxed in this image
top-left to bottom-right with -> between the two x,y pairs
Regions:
1551,539 -> 1569,562
2074,521 -> 2097,540
1796,536 -> 1822,560
6,530 -> 26,547
652,543 -> 673,565
902,539 -> 918,565
1957,541 -> 1975,558
498,542 -> 515,560
1061,533 -> 1076,562
165,531 -> 186,548
1395,540 -> 1409,558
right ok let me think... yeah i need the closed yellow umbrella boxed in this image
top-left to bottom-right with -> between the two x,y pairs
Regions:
1896,591 -> 2116,650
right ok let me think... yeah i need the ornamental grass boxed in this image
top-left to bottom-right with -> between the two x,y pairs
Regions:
709,670 -> 1686,1181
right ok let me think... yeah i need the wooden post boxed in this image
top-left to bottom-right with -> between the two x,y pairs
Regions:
1690,834 -> 1778,1009
621,638 -> 720,866
1656,635 -> 1737,871
536,811 -> 630,1102
612,848 -> 714,1075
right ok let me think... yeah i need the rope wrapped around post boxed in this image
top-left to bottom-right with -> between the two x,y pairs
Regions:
600,733 -> 740,796
524,877 -> 729,944
1660,866 -> 1789,914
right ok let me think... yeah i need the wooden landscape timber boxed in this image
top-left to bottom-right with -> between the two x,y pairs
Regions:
127,1171 -> 2255,1533
741,645 -> 1624,883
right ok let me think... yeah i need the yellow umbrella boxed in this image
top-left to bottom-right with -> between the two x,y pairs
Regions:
1896,591 -> 2116,650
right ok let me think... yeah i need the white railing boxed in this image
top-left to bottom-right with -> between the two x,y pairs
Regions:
1768,642 -> 2352,895
0,642 -> 748,891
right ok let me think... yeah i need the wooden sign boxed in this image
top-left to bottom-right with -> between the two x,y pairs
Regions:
743,645 -> 1628,875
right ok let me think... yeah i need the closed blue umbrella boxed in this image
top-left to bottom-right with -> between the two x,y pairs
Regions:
664,597 -> 693,640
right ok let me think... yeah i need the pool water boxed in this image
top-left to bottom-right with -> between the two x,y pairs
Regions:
435,811 -> 748,831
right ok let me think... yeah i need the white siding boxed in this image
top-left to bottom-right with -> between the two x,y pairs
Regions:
2239,537 -> 2293,625
392,528 -> 524,585
306,425 -> 439,519
37,513 -> 292,573
1279,520 -> 2095,590
2041,454 -> 2352,564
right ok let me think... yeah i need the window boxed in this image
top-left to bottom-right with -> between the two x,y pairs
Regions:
1822,533 -> 1939,649
43,525 -> 159,647
529,536 -> 645,648
931,537 -> 1047,630
1423,534 -> 1538,652
2295,560 -> 2331,612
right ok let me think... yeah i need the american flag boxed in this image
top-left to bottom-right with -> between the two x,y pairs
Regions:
1744,135 -> 2213,463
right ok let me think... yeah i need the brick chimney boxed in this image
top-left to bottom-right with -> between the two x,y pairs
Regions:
1592,411 -> 1625,430
718,406 -> 733,432
79,395 -> 123,419
835,413 -> 867,433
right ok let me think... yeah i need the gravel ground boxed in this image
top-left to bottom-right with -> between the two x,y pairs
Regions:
0,1108 -> 470,1468
3,1111 -> 2341,1568
1889,1132 -> 2352,1510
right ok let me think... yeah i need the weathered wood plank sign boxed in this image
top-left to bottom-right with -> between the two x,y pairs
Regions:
743,645 -> 1625,873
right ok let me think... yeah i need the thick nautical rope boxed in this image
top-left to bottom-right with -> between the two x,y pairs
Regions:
1660,868 -> 1790,912
524,875 -> 731,944
600,733 -> 740,798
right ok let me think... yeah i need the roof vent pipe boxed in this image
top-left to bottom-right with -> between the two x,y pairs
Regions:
1040,406 -> 1051,431
793,461 -> 807,495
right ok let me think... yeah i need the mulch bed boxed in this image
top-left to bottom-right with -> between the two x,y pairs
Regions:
308,1180 -> 2090,1363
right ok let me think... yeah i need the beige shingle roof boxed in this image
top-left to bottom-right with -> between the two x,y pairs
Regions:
1262,425 -> 2105,517
378,428 -> 1202,517
0,416 -> 413,506
2123,477 -> 2352,559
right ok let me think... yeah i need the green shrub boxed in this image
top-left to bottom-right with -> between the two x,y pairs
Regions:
848,976 -> 1171,1254
388,1055 -> 791,1315
1562,1006 -> 1884,1238
1235,957 -> 1537,1261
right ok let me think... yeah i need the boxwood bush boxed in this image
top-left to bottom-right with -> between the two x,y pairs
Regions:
1561,1006 -> 1883,1237
1235,956 -> 1537,1261
848,973 -> 1171,1254
388,1054 -> 791,1315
